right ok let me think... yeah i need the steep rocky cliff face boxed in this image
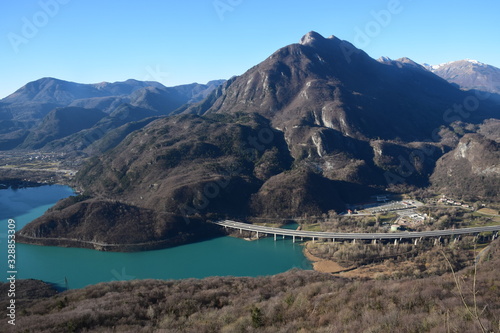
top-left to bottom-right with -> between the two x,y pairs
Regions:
431,132 -> 500,201
187,32 -> 494,142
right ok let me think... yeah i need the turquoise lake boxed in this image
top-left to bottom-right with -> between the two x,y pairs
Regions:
0,185 -> 312,289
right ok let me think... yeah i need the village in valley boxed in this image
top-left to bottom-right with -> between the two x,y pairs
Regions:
339,194 -> 495,233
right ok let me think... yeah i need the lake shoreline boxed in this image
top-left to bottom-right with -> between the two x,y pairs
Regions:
16,230 -> 225,253
3,185 -> 313,289
303,242 -> 350,274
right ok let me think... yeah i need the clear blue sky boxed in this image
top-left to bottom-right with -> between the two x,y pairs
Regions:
1,0 -> 499,99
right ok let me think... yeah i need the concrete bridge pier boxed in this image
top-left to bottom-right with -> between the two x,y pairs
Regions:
493,232 -> 498,240
414,238 -> 419,245
292,235 -> 296,243
394,239 -> 398,246
274,234 -> 277,241
239,228 -> 242,234
434,237 -> 441,246
372,239 -> 377,245
256,231 -> 259,238
352,239 -> 356,244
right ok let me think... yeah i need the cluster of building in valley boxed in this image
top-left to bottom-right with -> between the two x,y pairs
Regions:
0,151 -> 82,170
392,211 -> 430,231
344,195 -> 432,231
436,195 -> 472,209
342,194 -> 486,233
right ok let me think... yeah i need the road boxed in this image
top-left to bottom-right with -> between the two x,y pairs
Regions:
212,220 -> 500,241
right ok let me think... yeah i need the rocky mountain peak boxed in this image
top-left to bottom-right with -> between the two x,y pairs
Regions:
299,31 -> 326,45
378,57 -> 426,70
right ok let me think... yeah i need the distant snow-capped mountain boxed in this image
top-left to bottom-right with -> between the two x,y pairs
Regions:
424,59 -> 500,95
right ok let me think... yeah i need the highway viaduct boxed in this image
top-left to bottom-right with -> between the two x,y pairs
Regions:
211,220 -> 500,245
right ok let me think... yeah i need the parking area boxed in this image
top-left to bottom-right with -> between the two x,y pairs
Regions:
363,200 -> 424,214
